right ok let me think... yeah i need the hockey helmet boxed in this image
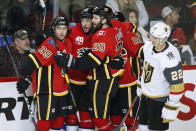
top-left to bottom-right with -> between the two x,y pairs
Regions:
150,22 -> 171,39
80,7 -> 94,19
112,12 -> 125,22
93,5 -> 113,18
53,16 -> 69,27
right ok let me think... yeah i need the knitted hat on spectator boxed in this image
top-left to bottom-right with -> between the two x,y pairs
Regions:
161,5 -> 181,18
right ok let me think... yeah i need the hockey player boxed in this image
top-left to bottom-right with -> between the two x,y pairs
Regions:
110,12 -> 143,131
54,6 -> 125,130
16,16 -> 72,131
65,7 -> 95,131
137,22 -> 185,131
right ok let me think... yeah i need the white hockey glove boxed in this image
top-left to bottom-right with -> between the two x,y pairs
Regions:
136,80 -> 142,97
161,101 -> 180,123
136,87 -> 142,97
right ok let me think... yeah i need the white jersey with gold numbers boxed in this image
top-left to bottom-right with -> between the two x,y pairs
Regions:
141,40 -> 183,99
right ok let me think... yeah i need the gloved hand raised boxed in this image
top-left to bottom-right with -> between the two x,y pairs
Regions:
54,52 -> 75,68
16,76 -> 31,94
161,101 -> 180,123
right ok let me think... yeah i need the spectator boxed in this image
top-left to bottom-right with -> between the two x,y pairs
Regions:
0,29 -> 31,77
106,0 -> 119,12
117,0 -> 149,28
127,9 -> 148,42
6,0 -> 31,33
162,5 -> 191,64
161,5 -> 186,47
188,26 -> 196,65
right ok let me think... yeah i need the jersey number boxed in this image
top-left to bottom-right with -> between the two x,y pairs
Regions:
171,69 -> 183,81
38,46 -> 52,59
144,62 -> 154,83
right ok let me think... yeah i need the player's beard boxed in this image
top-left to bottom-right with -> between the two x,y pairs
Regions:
92,22 -> 102,33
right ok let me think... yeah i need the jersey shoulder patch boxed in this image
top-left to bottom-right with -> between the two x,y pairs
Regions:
97,30 -> 106,36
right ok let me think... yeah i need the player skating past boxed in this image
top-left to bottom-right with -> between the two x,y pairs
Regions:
137,22 -> 185,131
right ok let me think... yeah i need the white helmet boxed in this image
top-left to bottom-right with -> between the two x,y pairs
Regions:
150,22 -> 171,39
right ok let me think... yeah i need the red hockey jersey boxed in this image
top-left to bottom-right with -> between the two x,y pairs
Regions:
29,37 -> 72,96
67,23 -> 91,85
87,27 -> 124,80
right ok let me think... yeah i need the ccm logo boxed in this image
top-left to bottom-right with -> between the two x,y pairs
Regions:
0,96 -> 33,121
178,83 -> 196,121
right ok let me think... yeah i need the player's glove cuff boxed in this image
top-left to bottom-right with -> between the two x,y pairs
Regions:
161,101 -> 180,123
55,52 -> 76,68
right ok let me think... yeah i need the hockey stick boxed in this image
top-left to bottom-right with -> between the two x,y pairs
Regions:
63,68 -> 77,108
39,0 -> 46,31
56,51 -> 77,109
2,33 -> 38,131
110,95 -> 139,131
131,96 -> 141,131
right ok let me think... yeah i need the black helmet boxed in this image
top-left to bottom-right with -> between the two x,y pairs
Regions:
93,5 -> 113,18
53,16 -> 69,27
112,12 -> 125,22
80,7 -> 94,19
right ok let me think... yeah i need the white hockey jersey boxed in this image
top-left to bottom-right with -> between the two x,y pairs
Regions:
141,40 -> 183,100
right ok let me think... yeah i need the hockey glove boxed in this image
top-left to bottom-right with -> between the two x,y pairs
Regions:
136,86 -> 142,97
161,101 -> 180,123
16,76 -> 31,94
108,56 -> 126,69
78,48 -> 91,57
54,52 -> 76,68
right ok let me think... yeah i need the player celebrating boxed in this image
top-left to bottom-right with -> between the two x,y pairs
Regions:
54,6 -> 125,130
16,16 -> 72,131
65,7 -> 95,131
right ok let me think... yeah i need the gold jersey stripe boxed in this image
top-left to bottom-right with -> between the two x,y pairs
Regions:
103,78 -> 114,118
88,53 -> 101,65
46,66 -> 52,120
28,54 -> 40,68
93,80 -> 99,118
104,64 -> 110,79
170,83 -> 185,93
143,92 -> 169,98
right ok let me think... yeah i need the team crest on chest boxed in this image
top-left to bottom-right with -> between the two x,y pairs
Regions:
166,52 -> 175,60
75,36 -> 84,45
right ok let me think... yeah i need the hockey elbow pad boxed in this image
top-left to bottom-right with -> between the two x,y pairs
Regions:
20,56 -> 37,76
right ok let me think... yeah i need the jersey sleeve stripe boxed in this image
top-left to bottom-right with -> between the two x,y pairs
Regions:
137,45 -> 144,59
88,53 -> 102,65
103,64 -> 110,79
28,54 -> 41,68
170,83 -> 185,94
